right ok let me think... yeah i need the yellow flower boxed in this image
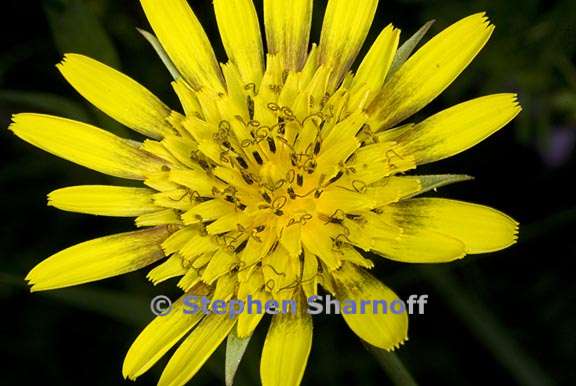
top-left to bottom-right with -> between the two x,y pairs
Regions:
8,1 -> 521,385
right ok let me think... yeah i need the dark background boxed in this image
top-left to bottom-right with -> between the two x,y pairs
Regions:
1,0 -> 575,385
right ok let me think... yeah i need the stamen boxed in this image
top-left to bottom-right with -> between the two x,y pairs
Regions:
267,137 -> 277,153
313,141 -> 321,155
296,174 -> 304,186
252,151 -> 264,165
236,156 -> 249,169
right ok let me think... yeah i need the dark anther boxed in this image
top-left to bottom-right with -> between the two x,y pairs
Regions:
274,209 -> 284,216
314,190 -> 323,199
288,187 -> 297,199
296,174 -> 304,187
328,171 -> 344,184
305,160 -> 317,174
329,216 -> 343,225
248,97 -> 255,119
314,141 -> 321,155
290,153 -> 298,167
198,159 -> 210,171
242,173 -> 254,185
238,203 -> 247,211
236,157 -> 249,169
267,137 -> 276,153
235,239 -> 248,253
253,151 -> 264,165
262,192 -> 272,203
255,225 -> 266,232
277,119 -> 286,135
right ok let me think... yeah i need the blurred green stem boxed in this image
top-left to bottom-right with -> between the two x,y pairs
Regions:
364,343 -> 418,386
419,266 -> 552,386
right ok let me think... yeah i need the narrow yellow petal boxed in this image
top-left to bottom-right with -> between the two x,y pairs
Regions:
182,199 -> 236,224
172,79 -> 202,117
48,185 -> 158,217
301,218 -> 342,270
333,263 -> 408,350
349,24 -> 400,107
315,112 -> 365,178
264,0 -> 313,71
369,13 -> 494,129
319,0 -> 379,90
57,54 -> 174,139
260,296 -> 312,386
177,268 -> 201,291
9,114 -> 164,180
140,0 -> 224,91
379,94 -> 522,165
214,0 -> 264,86
202,249 -> 238,285
159,314 -> 236,386
366,211 -> 467,263
135,209 -> 182,227
147,255 -> 186,285
26,227 -> 172,291
389,198 -> 519,254
237,290 -> 268,338
123,292 -> 207,380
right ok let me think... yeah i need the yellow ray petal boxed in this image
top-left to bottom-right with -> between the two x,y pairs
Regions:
319,0 -> 379,90
349,24 -> 400,108
26,227 -> 172,291
237,290 -> 268,338
389,198 -> 519,254
202,249 -> 238,284
123,292 -> 207,380
57,54 -> 174,139
147,255 -> 186,285
9,114 -> 164,180
260,296 -> 312,386
159,313 -> 236,386
48,185 -> 158,217
333,263 -> 408,350
301,218 -> 342,270
369,13 -> 494,130
177,268 -> 201,291
264,0 -> 313,71
135,209 -> 182,227
365,211 -> 467,263
181,199 -> 236,224
214,0 -> 263,86
172,79 -> 203,117
140,0 -> 224,92
379,94 -> 521,165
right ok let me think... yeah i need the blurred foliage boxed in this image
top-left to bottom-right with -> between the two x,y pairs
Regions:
1,0 -> 575,385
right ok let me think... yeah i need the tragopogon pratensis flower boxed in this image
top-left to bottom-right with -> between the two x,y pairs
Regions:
9,1 -> 521,385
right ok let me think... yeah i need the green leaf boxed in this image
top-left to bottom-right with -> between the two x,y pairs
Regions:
0,89 -> 91,121
388,20 -> 435,77
138,29 -> 181,80
44,0 -> 120,68
225,329 -> 252,386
